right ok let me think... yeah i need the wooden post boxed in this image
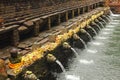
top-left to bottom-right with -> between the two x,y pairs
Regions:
65,12 -> 68,21
48,17 -> 51,29
72,10 -> 75,18
78,8 -> 80,15
58,14 -> 61,24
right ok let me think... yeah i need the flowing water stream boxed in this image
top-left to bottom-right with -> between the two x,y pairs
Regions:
103,15 -> 110,22
70,47 -> 79,56
56,60 -> 66,73
99,21 -> 105,28
55,14 -> 120,80
100,17 -> 107,24
89,26 -> 98,35
95,23 -> 101,30
79,38 -> 87,49
85,31 -> 93,41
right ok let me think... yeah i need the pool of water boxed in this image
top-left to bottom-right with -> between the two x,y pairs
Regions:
56,14 -> 120,80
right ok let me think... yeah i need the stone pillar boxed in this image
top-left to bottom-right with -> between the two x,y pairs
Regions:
72,10 -> 74,18
32,18 -> 40,36
48,17 -> 51,30
78,8 -> 80,15
58,14 -> 61,24
12,28 -> 19,46
65,12 -> 68,21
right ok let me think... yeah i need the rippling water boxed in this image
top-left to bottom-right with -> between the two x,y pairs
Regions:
56,15 -> 120,80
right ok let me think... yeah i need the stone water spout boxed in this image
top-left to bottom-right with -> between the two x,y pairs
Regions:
88,25 -> 98,35
63,42 -> 79,56
96,18 -> 105,28
80,29 -> 92,41
102,15 -> 110,22
73,34 -> 87,49
99,17 -> 107,24
46,54 -> 66,72
92,21 -> 101,30
106,15 -> 112,21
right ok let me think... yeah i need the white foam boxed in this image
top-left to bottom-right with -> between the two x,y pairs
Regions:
106,25 -> 115,28
87,49 -> 98,54
92,42 -> 102,46
103,28 -> 113,31
66,75 -> 80,80
102,32 -> 110,35
111,14 -> 120,17
97,36 -> 107,40
79,59 -> 94,65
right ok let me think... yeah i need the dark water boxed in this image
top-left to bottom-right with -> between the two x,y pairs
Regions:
56,15 -> 120,80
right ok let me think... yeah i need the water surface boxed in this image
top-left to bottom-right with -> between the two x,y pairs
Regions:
56,15 -> 120,80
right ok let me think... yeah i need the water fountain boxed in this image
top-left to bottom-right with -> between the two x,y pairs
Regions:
55,60 -> 66,72
70,47 -> 79,56
94,22 -> 102,30
97,19 -> 105,28
99,17 -> 107,24
57,12 -> 120,80
88,26 -> 98,35
79,38 -> 87,49
63,42 -> 79,56
73,33 -> 87,49
106,15 -> 112,21
46,54 -> 66,72
110,10 -> 120,17
103,15 -> 111,22
80,29 -> 93,41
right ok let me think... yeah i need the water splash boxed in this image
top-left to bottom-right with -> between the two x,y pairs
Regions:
110,22 -> 119,25
66,75 -> 80,80
56,60 -> 66,72
104,28 -> 113,31
87,49 -> 98,54
110,10 -> 120,17
79,59 -> 94,65
92,42 -> 103,46
106,25 -> 115,28
79,38 -> 87,49
102,32 -> 111,35
97,36 -> 108,40
71,47 -> 79,56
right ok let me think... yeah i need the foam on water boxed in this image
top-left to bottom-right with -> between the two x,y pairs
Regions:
97,36 -> 108,40
103,28 -> 113,31
102,32 -> 111,35
66,75 -> 80,80
92,42 -> 103,46
106,25 -> 115,28
87,49 -> 98,54
79,59 -> 94,65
